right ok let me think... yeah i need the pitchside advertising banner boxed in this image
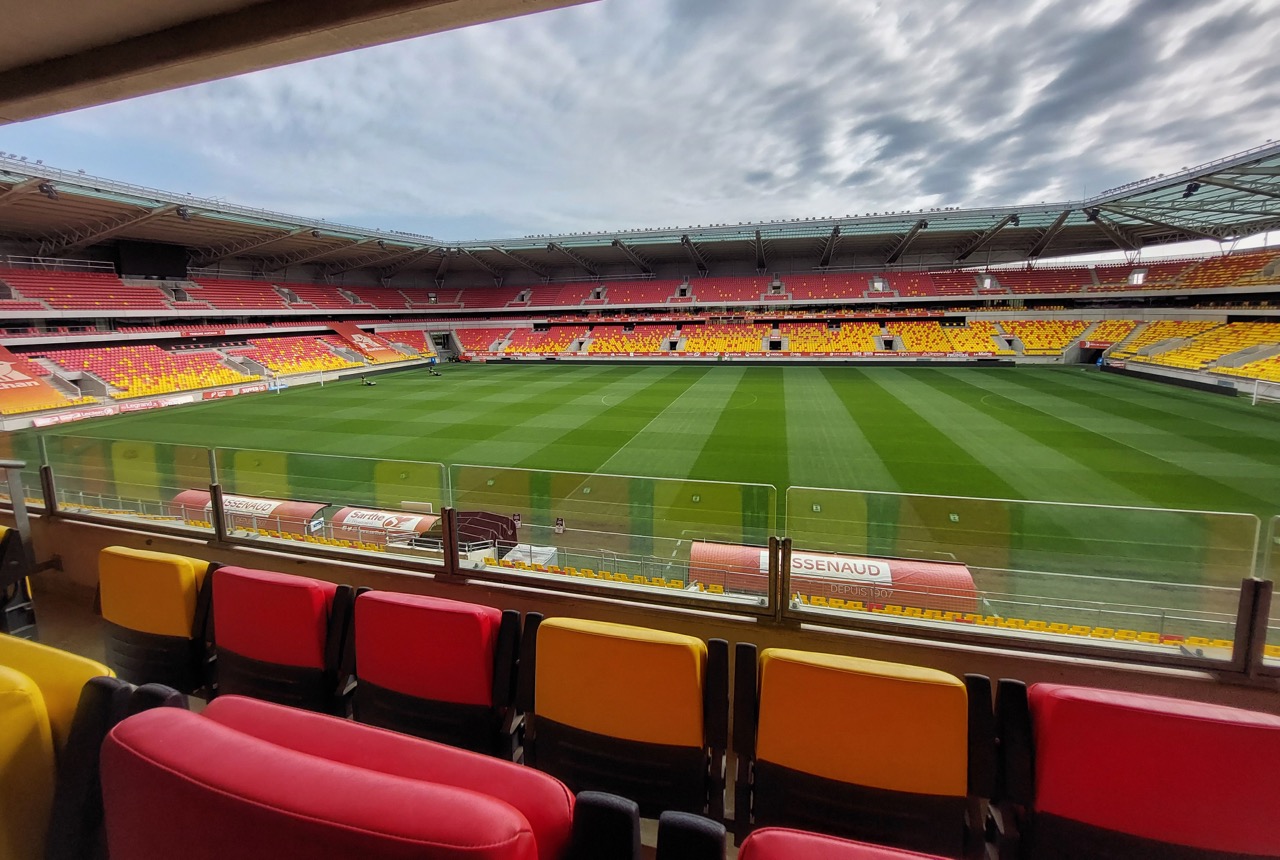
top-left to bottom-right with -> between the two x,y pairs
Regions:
0,345 -> 73,413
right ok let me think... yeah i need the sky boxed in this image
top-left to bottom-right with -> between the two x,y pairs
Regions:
1,0 -> 1278,243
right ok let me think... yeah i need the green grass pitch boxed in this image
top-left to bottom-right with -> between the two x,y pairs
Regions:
20,363 -> 1280,599
45,362 -> 1280,514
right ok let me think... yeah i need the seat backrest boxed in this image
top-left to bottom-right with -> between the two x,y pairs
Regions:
756,649 -> 968,797
99,547 -> 209,639
204,695 -> 574,860
212,566 -> 337,669
526,617 -> 717,816
355,590 -> 503,706
102,706 -> 541,860
534,617 -> 706,748
0,632 -> 112,751
750,649 -> 970,856
0,664 -> 55,860
740,828 -> 950,859
1025,683 -> 1280,858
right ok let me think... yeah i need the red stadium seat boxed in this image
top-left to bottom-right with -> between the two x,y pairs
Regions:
995,681 -> 1280,859
351,591 -> 520,755
210,566 -> 353,713
101,705 -> 544,860
740,828 -> 952,859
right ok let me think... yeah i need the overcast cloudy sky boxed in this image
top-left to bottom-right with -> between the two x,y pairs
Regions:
1,0 -> 1277,241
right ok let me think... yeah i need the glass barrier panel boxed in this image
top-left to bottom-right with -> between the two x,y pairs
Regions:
1264,516 -> 1280,669
212,448 -> 448,562
0,432 -> 45,511
450,464 -> 776,609
785,487 -> 1257,662
42,434 -> 213,534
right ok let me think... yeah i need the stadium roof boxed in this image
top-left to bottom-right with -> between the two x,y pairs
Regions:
2,141 -> 1279,282
0,0 -> 593,124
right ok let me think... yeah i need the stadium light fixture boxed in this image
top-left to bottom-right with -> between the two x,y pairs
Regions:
310,229 -> 321,238
37,182 -> 58,201
176,206 -> 191,221
1182,182 -> 1202,199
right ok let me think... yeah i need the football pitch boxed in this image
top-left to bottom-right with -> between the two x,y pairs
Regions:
41,362 -> 1280,519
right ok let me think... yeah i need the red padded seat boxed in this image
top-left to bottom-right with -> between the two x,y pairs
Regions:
740,828 -> 951,859
1027,683 -> 1280,858
353,591 -> 520,755
101,705 -> 540,860
211,567 -> 352,713
214,566 -> 336,668
357,592 -> 501,706
203,696 -> 574,860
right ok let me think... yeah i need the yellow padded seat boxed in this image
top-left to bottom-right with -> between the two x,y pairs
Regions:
536,617 -> 706,747
756,648 -> 968,797
0,665 -> 56,860
99,547 -> 210,638
0,633 -> 112,752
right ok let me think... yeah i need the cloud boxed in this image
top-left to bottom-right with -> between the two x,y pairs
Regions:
2,0 -> 1277,240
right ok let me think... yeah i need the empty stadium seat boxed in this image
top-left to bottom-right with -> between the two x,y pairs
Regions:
740,828 -> 952,859
517,615 -> 729,818
210,566 -> 354,713
101,695 -> 724,860
351,590 -> 521,755
994,680 -> 1280,859
0,633 -> 184,860
733,645 -> 994,857
98,546 -> 216,693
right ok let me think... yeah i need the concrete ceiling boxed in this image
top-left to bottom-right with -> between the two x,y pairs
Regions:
0,0 -> 594,125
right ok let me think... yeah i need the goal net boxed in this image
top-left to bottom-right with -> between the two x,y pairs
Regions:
1250,379 -> 1280,406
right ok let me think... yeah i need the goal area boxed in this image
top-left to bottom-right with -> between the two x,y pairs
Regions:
1250,379 -> 1280,406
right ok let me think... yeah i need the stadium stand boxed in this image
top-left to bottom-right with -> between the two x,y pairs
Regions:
587,324 -> 674,354
231,336 -> 363,375
1109,320 -> 1220,360
505,327 -> 588,355
185,279 -> 290,310
887,272 -> 937,297
889,321 -> 953,353
343,286 -> 410,309
1082,319 -> 1138,345
682,323 -> 771,352
780,321 -> 881,353
733,645 -> 992,856
602,280 -> 682,305
999,320 -> 1089,355
927,271 -> 981,296
381,328 -> 436,356
1216,352 -> 1280,384
942,320 -> 1013,354
461,286 -> 524,310
281,282 -> 355,309
994,680 -> 1280,859
691,276 -> 772,303
783,273 -> 869,302
39,344 -> 258,398
454,327 -> 514,353
0,269 -> 172,311
1179,249 -> 1280,289
1143,321 -> 1280,370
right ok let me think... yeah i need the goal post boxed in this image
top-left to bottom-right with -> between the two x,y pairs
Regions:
1251,379 -> 1280,406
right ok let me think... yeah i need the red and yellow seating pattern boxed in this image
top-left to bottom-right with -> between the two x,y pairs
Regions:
779,321 -> 881,353
1109,320 -> 1220,359
1001,320 -> 1089,355
233,337 -> 362,375
681,323 -> 771,352
1085,319 -> 1138,345
504,327 -> 588,355
1144,321 -> 1280,370
587,325 -> 673,354
41,346 -> 258,398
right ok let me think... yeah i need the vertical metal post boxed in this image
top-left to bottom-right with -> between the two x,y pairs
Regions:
1229,578 -> 1272,674
207,449 -> 228,540
37,436 -> 57,515
441,506 -> 460,577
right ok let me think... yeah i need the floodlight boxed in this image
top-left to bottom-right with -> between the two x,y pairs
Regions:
37,182 -> 58,201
